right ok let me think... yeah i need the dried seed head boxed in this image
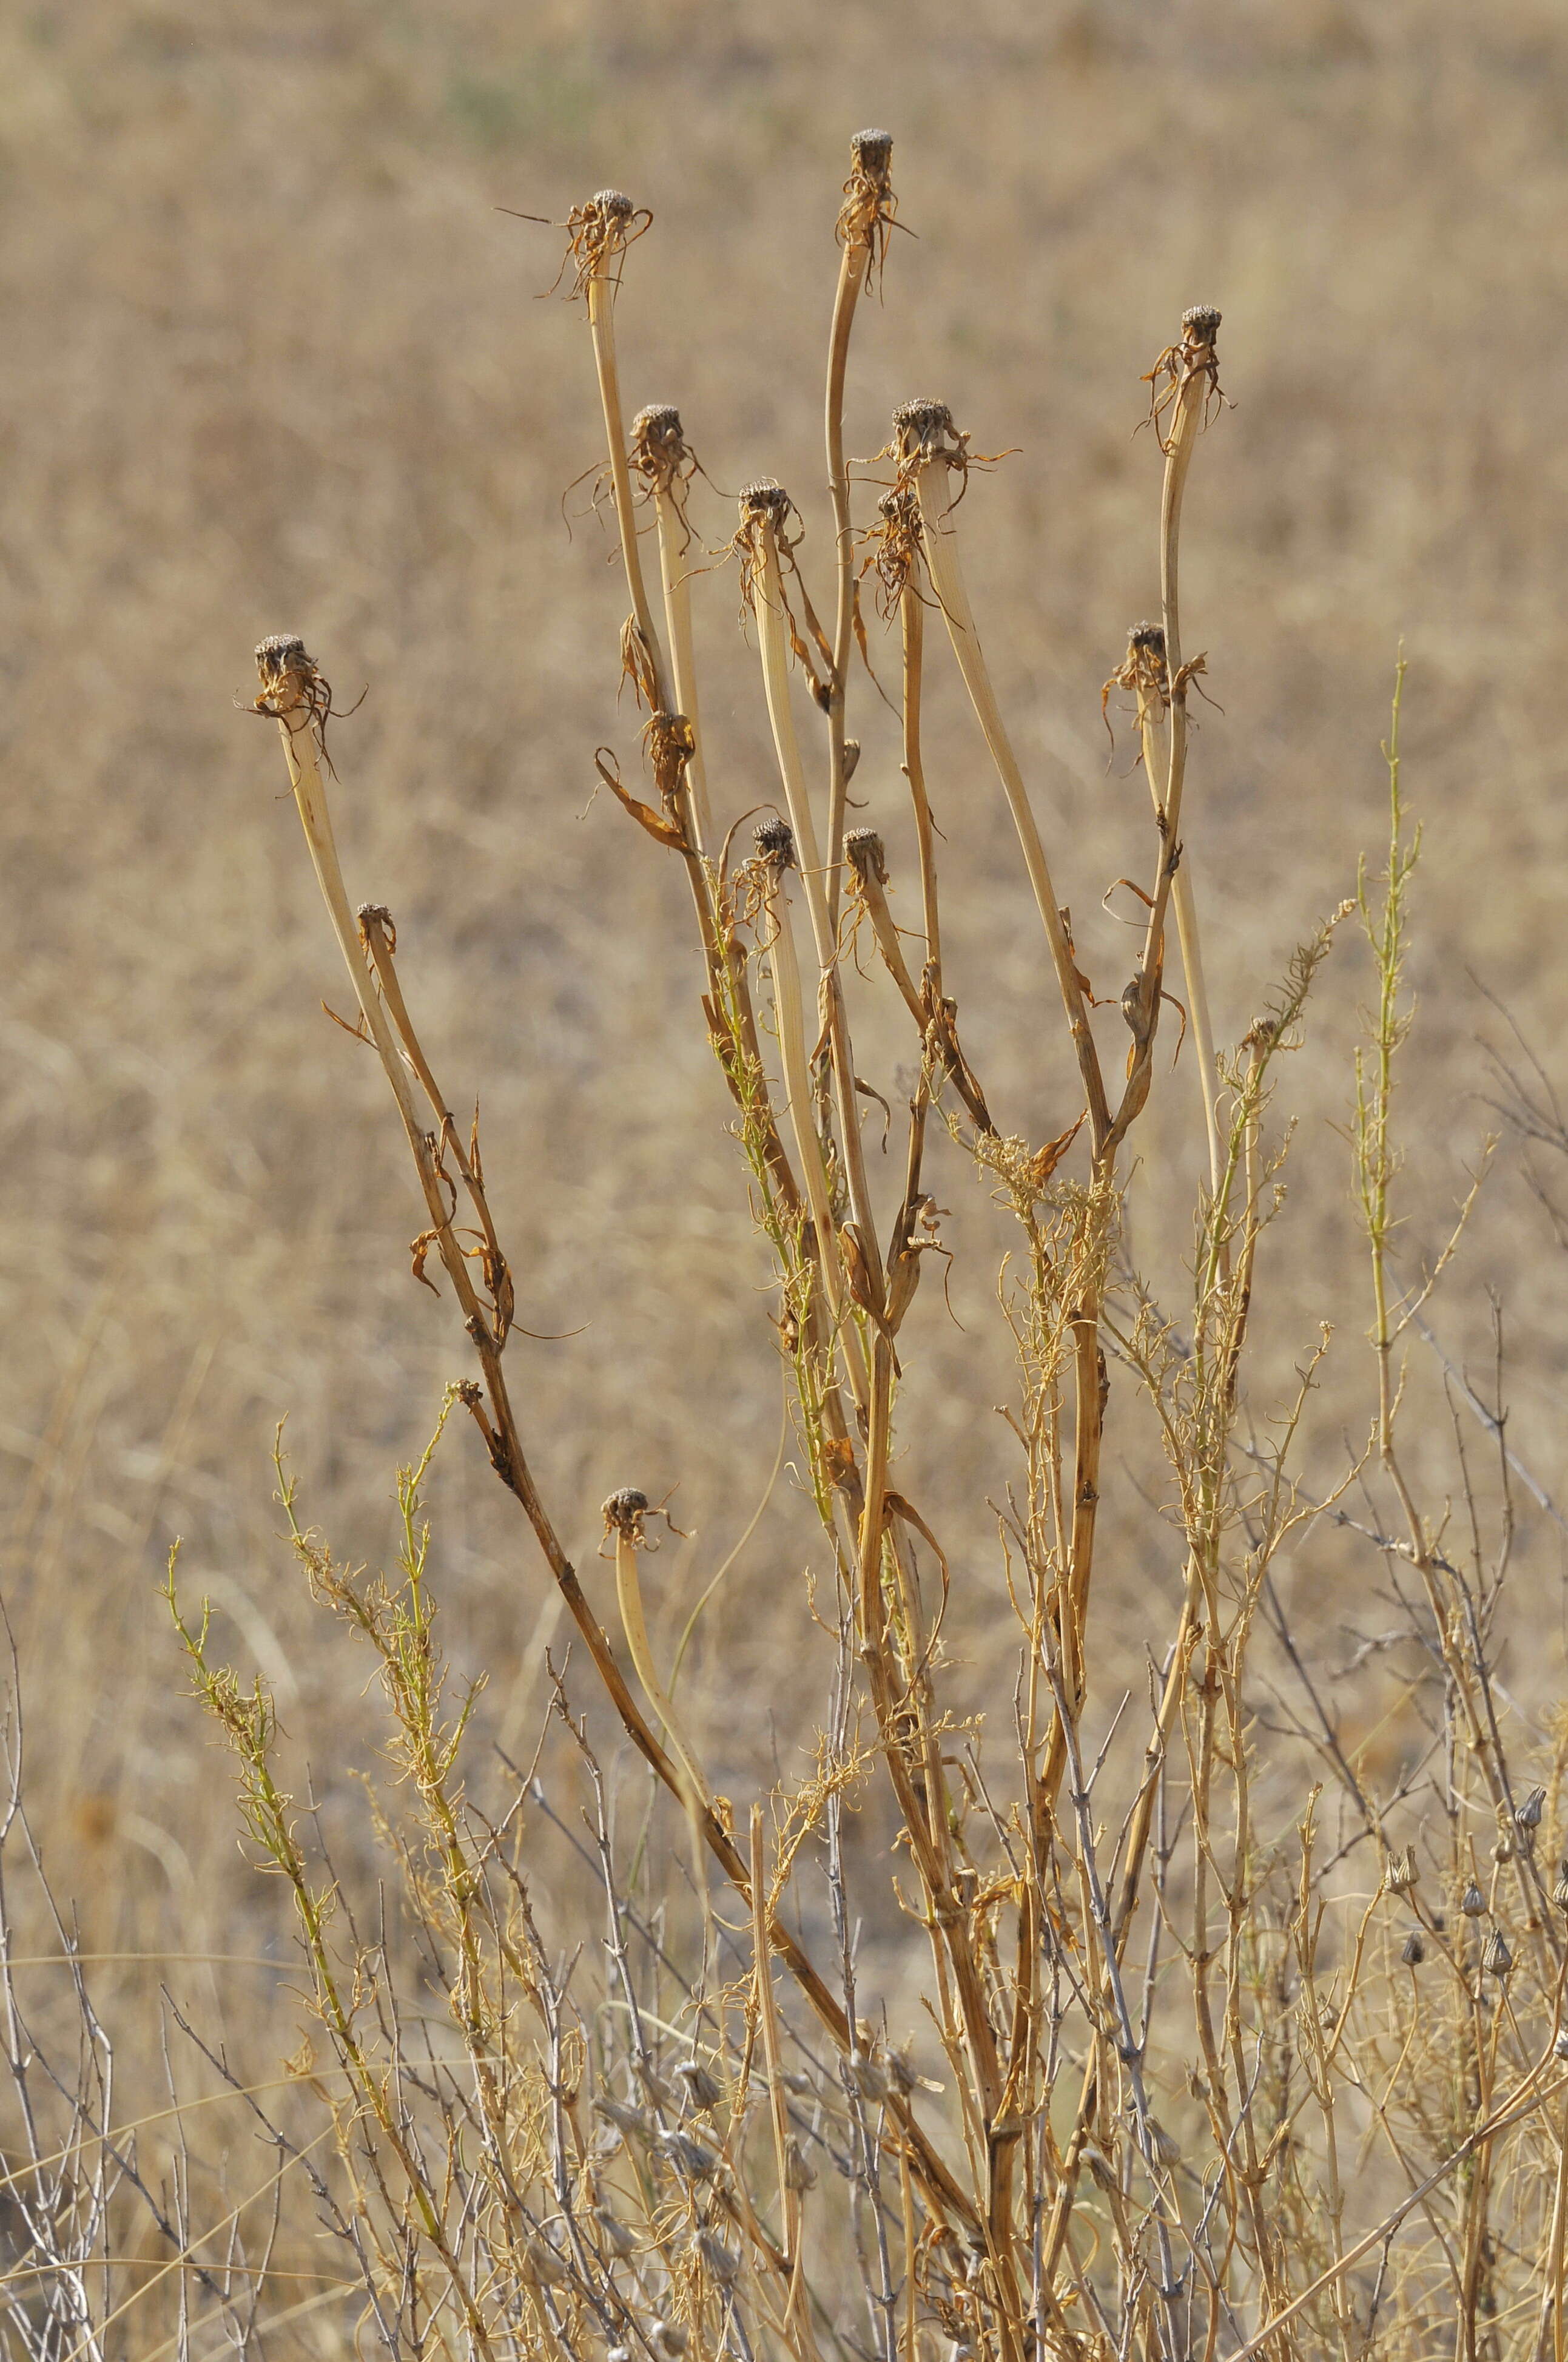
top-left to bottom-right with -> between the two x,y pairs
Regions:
255,632 -> 310,685
739,478 -> 792,528
1493,1834 -> 1515,1863
602,1487 -> 649,1539
845,826 -> 888,885
1148,2116 -> 1182,2167
1128,620 -> 1166,656
1553,1871 -> 1568,1912
843,737 -> 861,783
838,129 -> 899,262
892,397 -> 955,457
1401,1930 -> 1425,1966
1516,1786 -> 1547,1832
1460,1881 -> 1486,1917
632,405 -> 684,468
1385,1845 -> 1419,1894
630,403 -> 696,497
753,816 -> 796,870
1182,304 -> 1222,346
593,188 -> 634,223
1558,2029 -> 1568,2062
1483,1930 -> 1513,1976
251,632 -> 346,753
784,2134 -> 816,2192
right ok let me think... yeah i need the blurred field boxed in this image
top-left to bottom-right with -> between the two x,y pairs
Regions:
3,0 -> 1568,2336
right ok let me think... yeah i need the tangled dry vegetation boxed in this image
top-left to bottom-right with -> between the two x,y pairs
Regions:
5,117 -> 1568,2362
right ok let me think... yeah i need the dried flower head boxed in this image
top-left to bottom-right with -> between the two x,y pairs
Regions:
892,397 -> 959,464
753,816 -> 796,871
644,710 -> 696,806
556,187 -> 651,297
1483,1930 -> 1513,1976
884,399 -> 1015,504
724,483 -> 831,691
1461,1881 -> 1487,1917
629,403 -> 708,548
1102,620 -> 1173,746
1385,1845 -> 1419,1895
1143,303 -> 1230,448
631,403 -> 696,493
251,634 -> 362,767
860,484 -> 926,616
602,1487 -> 650,1542
845,826 -> 888,886
1516,1785 -> 1547,1833
837,128 -> 902,279
739,479 -> 795,531
1401,1930 -> 1425,1966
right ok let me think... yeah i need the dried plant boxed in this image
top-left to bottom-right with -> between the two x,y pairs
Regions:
164,132 -> 1568,2362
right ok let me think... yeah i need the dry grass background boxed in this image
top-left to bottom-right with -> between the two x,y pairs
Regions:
3,0 -> 1568,2330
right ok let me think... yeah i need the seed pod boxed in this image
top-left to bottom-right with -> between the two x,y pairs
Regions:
1483,1931 -> 1513,1977
1182,304 -> 1222,346
593,2095 -> 653,2141
656,2127 -> 721,2179
673,2060 -> 722,2113
1516,1786 -> 1547,1833
1556,2029 -> 1568,2062
784,2135 -> 816,2192
1553,1871 -> 1568,1912
1401,1931 -> 1425,1966
1385,1846 -> 1419,1895
1148,2116 -> 1182,2167
521,2232 -> 570,2287
696,2230 -> 740,2285
1461,1882 -> 1486,1917
849,2047 -> 892,2102
595,2209 -> 639,2258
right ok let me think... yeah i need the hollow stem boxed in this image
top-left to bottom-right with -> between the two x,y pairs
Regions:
651,479 -> 712,856
586,269 -> 670,712
1139,699 -> 1223,1199
754,521 -> 883,1297
613,1528 -> 711,1812
824,235 -> 870,935
915,462 -> 1109,1149
761,866 -> 848,1334
1153,372 -> 1223,1194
